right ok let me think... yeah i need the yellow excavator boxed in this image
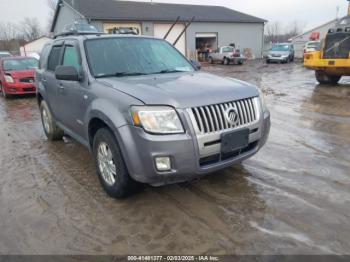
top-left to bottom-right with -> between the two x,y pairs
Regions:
304,0 -> 350,84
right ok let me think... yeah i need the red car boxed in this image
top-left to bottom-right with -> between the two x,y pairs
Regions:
0,56 -> 39,98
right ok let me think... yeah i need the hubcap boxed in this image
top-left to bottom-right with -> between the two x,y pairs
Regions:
97,142 -> 117,186
42,108 -> 50,133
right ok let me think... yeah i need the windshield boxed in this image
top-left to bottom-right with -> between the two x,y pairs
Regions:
3,58 -> 39,71
222,47 -> 234,53
307,42 -> 320,48
85,37 -> 194,78
271,45 -> 290,51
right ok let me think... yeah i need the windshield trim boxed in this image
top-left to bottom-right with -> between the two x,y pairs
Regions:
83,36 -> 196,78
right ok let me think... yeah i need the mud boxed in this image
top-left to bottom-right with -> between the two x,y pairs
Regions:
0,61 -> 349,255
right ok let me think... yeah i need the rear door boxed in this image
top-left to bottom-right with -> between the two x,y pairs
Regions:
43,42 -> 64,120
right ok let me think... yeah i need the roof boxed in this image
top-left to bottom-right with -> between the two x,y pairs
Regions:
51,0 -> 266,32
290,18 -> 339,41
21,36 -> 51,46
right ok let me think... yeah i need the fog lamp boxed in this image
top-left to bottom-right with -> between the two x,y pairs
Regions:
155,157 -> 171,172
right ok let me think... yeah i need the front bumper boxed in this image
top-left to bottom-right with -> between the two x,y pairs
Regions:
117,110 -> 270,186
267,56 -> 289,62
3,82 -> 36,95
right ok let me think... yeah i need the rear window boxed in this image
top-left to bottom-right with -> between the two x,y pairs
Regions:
3,58 -> 39,71
47,46 -> 62,71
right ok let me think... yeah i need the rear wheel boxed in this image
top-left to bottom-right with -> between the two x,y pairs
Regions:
315,71 -> 341,85
93,128 -> 137,199
208,57 -> 214,64
223,58 -> 230,65
40,100 -> 64,141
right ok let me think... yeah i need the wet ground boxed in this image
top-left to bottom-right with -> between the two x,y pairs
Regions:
0,61 -> 350,255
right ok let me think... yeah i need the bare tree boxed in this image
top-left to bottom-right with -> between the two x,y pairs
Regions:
265,22 -> 282,43
265,20 -> 307,43
0,21 -> 18,41
18,17 -> 42,41
286,20 -> 306,39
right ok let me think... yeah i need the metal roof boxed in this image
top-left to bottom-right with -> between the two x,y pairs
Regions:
51,0 -> 266,32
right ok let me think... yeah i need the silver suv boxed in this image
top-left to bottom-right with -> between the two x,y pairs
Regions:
36,32 -> 270,198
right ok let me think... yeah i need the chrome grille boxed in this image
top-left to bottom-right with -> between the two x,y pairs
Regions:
189,97 -> 259,134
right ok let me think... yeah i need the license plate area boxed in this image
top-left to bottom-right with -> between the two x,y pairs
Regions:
221,129 -> 249,154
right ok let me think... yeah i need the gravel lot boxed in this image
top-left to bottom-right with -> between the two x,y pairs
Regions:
0,61 -> 349,255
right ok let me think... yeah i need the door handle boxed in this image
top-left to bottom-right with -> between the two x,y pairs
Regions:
58,83 -> 65,91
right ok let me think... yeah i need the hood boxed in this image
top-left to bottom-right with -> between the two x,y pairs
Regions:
97,72 -> 259,108
5,70 -> 35,79
268,50 -> 290,56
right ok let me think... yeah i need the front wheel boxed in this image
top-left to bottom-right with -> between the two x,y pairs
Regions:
223,58 -> 230,65
315,71 -> 341,85
93,128 -> 137,199
40,100 -> 64,141
0,82 -> 9,99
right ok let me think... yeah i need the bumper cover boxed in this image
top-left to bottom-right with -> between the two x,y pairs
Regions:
3,82 -> 36,95
117,111 -> 270,186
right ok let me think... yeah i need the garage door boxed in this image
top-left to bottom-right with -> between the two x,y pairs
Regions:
154,23 -> 186,55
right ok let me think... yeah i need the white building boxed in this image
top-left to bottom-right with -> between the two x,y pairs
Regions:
290,19 -> 339,58
20,36 -> 52,59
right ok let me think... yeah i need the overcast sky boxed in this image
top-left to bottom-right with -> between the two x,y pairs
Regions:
0,0 -> 348,32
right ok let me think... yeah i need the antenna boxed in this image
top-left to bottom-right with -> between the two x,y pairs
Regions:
336,5 -> 340,19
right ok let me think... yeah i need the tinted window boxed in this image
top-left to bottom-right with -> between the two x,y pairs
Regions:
40,44 -> 51,69
85,38 -> 194,78
47,46 -> 62,71
271,45 -> 290,51
63,46 -> 80,71
222,47 -> 234,53
3,58 -> 39,71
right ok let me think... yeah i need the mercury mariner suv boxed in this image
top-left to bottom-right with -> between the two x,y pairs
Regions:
36,30 -> 270,198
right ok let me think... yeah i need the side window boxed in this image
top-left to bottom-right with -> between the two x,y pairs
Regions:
63,46 -> 80,71
47,46 -> 62,71
39,44 -> 51,69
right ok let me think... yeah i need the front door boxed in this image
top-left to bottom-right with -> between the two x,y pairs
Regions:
56,41 -> 86,139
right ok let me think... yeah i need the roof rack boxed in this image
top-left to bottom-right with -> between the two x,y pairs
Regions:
54,21 -> 104,39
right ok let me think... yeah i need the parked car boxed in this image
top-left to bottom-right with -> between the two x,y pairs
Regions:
0,56 -> 39,98
266,43 -> 295,63
36,32 -> 270,198
303,41 -> 321,55
0,51 -> 11,59
209,46 -> 247,65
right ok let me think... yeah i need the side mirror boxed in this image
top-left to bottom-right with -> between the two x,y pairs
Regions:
55,65 -> 80,81
191,60 -> 202,70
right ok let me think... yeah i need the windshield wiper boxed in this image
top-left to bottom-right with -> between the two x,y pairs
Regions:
95,72 -> 147,78
155,69 -> 189,74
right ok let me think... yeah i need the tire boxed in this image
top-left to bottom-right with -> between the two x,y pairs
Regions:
40,100 -> 64,141
315,71 -> 341,85
0,82 -> 9,99
93,128 -> 136,199
208,57 -> 214,64
266,59 -> 270,64
238,60 -> 244,65
223,58 -> 230,65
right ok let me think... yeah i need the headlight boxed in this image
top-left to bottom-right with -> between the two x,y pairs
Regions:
5,75 -> 14,83
258,89 -> 268,112
131,106 -> 184,134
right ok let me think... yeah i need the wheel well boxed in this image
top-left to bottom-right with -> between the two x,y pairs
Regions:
88,118 -> 110,148
37,93 -> 43,106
